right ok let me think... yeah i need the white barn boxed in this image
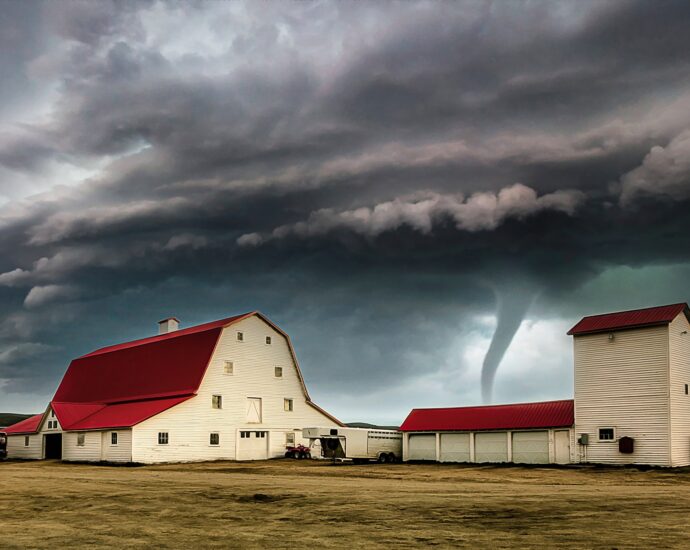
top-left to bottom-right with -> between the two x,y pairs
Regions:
5,312 -> 341,463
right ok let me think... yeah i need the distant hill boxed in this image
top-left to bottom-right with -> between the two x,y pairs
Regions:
346,422 -> 400,430
0,413 -> 36,430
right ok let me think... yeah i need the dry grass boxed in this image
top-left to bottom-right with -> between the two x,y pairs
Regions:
2,459 -> 690,548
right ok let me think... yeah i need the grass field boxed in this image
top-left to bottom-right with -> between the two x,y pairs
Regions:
2,459 -> 690,548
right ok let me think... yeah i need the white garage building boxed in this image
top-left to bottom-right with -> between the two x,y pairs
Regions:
4,311 -> 341,463
401,400 -> 574,464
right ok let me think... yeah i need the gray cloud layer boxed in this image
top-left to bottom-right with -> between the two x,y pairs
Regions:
1,0 -> 690,419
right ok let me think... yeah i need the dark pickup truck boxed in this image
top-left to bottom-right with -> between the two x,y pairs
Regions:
0,432 -> 7,459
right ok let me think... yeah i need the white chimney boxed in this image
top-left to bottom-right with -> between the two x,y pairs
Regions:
158,317 -> 180,334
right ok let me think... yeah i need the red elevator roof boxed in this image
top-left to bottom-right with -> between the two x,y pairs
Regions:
567,303 -> 689,336
400,399 -> 574,432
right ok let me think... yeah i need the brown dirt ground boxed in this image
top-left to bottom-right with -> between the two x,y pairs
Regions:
2,459 -> 690,549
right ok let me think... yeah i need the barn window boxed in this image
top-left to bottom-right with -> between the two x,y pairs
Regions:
47,421 -> 52,429
286,432 -> 295,445
210,433 -> 220,445
158,432 -> 169,445
77,433 -> 85,447
256,431 -> 266,438
274,366 -> 283,378
237,331 -> 244,342
111,432 -> 118,445
240,431 -> 249,438
24,436 -> 30,447
212,395 -> 223,409
266,336 -> 271,345
284,398 -> 294,412
224,361 -> 234,375
685,384 -> 688,395
598,428 -> 615,441
51,410 -> 55,418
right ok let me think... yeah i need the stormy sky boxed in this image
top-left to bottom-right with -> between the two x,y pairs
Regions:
2,0 -> 690,424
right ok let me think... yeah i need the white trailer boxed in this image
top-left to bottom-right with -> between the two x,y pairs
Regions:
303,426 -> 402,463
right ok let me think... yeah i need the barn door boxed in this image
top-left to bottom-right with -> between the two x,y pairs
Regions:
246,398 -> 262,423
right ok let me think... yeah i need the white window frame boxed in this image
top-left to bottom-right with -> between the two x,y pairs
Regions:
598,427 -> 615,441
224,361 -> 234,375
212,395 -> 223,409
158,432 -> 169,445
286,432 -> 295,446
210,432 -> 220,446
237,331 -> 244,342
284,398 -> 294,412
111,432 -> 119,446
274,366 -> 283,378
77,433 -> 85,447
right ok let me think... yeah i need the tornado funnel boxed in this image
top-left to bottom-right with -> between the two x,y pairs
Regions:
481,289 -> 534,403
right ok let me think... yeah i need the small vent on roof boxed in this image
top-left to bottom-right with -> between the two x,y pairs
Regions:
158,317 -> 180,334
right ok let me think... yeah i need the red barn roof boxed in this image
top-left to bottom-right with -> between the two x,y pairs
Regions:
567,303 -> 689,336
400,399 -> 574,432
53,397 -> 192,431
4,414 -> 43,435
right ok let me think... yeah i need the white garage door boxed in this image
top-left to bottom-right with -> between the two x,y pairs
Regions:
440,433 -> 471,463
512,431 -> 549,464
237,430 -> 269,461
408,434 -> 436,461
475,432 -> 508,463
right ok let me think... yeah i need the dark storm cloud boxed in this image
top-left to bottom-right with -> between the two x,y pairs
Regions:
2,0 -> 690,417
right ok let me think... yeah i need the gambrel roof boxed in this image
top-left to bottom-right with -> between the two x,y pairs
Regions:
5,311 -> 341,434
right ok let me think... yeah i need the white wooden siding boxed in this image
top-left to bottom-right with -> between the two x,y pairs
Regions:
62,431 -> 102,462
132,315 -> 335,463
573,326 -> 671,465
669,313 -> 690,466
100,430 -> 132,462
6,434 -> 42,459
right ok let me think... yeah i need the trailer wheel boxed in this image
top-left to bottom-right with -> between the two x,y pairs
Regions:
387,453 -> 397,463
377,453 -> 388,463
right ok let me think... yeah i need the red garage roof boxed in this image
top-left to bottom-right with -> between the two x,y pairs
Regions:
4,414 -> 43,435
400,399 -> 574,432
567,303 -> 689,336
